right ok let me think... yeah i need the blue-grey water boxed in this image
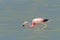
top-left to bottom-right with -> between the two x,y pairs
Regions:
0,0 -> 60,40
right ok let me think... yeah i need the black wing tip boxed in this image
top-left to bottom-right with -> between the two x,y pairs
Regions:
43,19 -> 49,22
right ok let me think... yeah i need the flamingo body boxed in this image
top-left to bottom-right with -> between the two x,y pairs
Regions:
22,18 -> 49,28
32,18 -> 44,24
23,18 -> 43,27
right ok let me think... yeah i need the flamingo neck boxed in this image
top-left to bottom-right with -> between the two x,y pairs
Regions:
27,22 -> 34,28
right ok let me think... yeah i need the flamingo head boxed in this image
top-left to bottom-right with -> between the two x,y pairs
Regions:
22,21 -> 29,27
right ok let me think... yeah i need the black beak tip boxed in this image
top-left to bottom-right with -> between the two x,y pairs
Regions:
22,25 -> 25,27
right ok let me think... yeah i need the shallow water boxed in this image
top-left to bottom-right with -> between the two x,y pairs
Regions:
0,0 -> 60,40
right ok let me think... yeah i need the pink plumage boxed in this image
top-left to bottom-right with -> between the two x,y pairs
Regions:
22,18 -> 49,28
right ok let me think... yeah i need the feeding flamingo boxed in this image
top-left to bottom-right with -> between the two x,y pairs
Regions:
22,18 -> 50,31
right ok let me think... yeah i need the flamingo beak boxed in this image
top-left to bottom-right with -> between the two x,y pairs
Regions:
22,24 -> 25,27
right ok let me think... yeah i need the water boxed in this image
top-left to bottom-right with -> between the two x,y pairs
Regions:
0,0 -> 60,40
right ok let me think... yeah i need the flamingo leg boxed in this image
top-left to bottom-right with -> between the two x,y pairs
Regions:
35,24 -> 40,32
41,23 -> 47,30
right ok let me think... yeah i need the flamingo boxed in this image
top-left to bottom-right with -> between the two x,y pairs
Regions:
22,18 -> 50,31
